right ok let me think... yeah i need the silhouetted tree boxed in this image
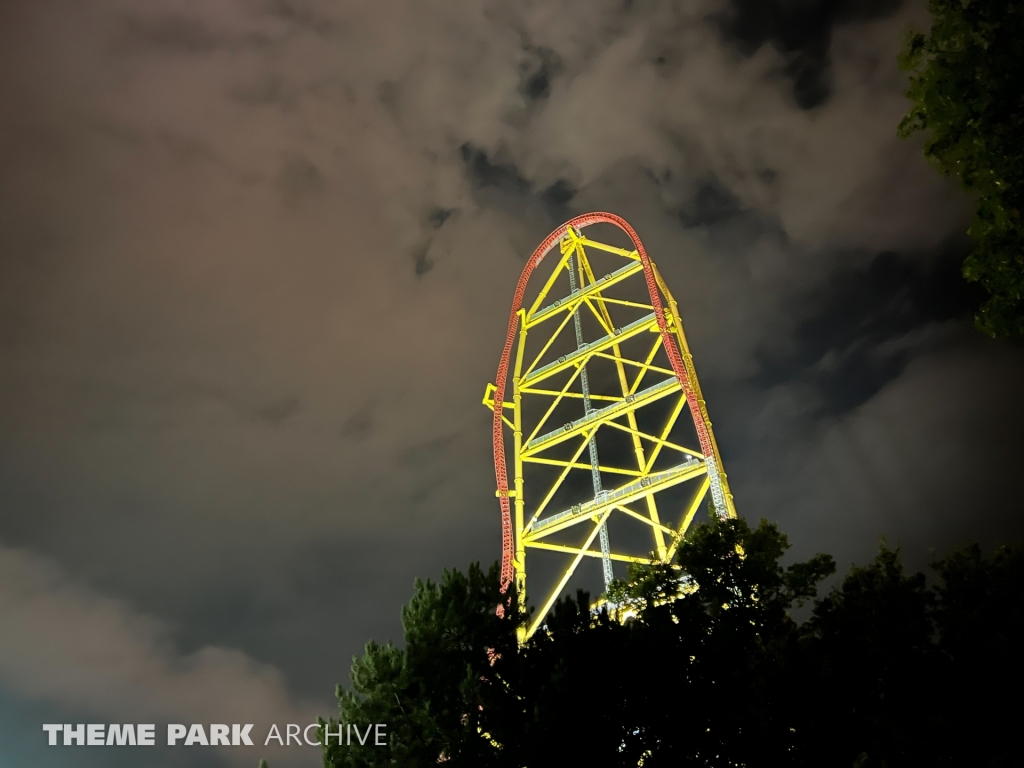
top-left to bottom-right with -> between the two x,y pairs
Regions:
898,0 -> 1024,336
928,542 -> 1024,766
322,518 -> 833,766
320,562 -> 520,767
797,544 -> 940,766
322,519 -> 1022,767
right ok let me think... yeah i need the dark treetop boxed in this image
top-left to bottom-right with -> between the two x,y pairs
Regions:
318,516 -> 1023,767
899,0 -> 1024,336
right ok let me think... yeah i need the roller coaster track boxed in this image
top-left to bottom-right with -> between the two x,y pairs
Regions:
485,213 -> 736,641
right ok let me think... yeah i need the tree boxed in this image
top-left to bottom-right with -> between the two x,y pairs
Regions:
796,544 -> 941,766
595,517 -> 836,767
320,562 -> 520,767
322,518 -> 835,767
898,0 -> 1024,336
928,542 -> 1024,766
322,520 -> 1022,766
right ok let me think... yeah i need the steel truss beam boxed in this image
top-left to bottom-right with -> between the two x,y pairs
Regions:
485,214 -> 737,643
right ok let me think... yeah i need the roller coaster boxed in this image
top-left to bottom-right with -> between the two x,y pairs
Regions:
484,213 -> 736,643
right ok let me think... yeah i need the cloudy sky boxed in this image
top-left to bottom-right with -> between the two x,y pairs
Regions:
2,0 -> 1022,765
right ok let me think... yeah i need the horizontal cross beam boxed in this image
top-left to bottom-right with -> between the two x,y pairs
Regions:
524,458 -> 707,541
523,376 -> 680,456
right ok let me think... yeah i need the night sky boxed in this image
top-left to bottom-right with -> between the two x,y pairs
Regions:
2,1 -> 1023,766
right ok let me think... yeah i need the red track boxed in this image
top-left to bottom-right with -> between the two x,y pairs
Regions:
493,213 -> 716,594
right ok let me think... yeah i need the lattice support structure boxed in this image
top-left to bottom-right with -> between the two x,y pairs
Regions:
484,213 -> 736,642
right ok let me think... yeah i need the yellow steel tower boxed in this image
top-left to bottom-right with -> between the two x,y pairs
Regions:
485,213 -> 736,642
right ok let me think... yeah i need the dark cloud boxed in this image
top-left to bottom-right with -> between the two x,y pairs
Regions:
117,13 -> 273,55
257,396 -> 301,424
678,176 -> 745,228
519,46 -> 563,102
455,144 -> 584,243
644,169 -> 780,255
154,130 -> 262,183
228,73 -> 298,109
428,206 -> 455,229
398,432 -> 461,469
755,243 -> 983,414
460,143 -> 532,195
276,155 -> 325,201
412,242 -> 435,276
261,0 -> 342,38
540,178 -> 577,215
0,542 -> 317,768
410,207 -> 457,276
460,144 -> 580,224
339,409 -> 373,439
719,0 -> 904,108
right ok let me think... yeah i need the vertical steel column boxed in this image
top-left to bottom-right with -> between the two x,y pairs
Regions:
512,310 -> 528,643
566,250 -> 614,590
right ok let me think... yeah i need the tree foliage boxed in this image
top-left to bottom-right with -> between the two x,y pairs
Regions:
898,0 -> 1024,336
320,562 -> 519,767
324,518 -> 1023,766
